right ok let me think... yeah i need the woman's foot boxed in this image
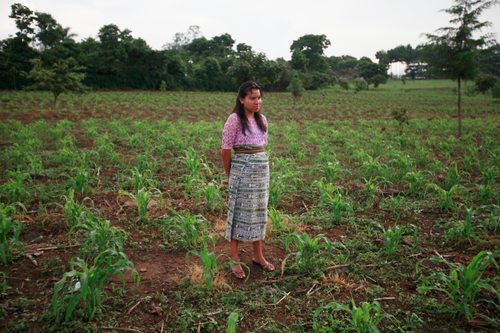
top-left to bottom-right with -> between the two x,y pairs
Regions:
251,258 -> 275,272
231,264 -> 246,279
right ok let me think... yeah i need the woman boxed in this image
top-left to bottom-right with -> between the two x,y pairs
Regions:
221,81 -> 275,279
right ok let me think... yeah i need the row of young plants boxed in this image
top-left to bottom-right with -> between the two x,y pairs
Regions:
0,86 -> 499,331
1,80 -> 499,125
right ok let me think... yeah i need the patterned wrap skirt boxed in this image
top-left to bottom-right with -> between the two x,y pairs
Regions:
225,152 -> 270,242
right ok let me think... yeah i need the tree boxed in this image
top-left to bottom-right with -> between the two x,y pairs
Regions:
236,43 -> 252,53
227,51 -> 286,87
9,3 -> 36,43
479,43 -> 500,76
338,78 -> 350,93
328,55 -> 358,79
422,0 -> 499,136
33,12 -> 61,50
372,74 -> 387,88
386,44 -> 420,67
291,49 -> 308,71
357,57 -> 387,89
474,74 -> 499,113
290,34 -> 330,73
163,25 -> 202,50
287,73 -> 305,108
23,58 -> 88,116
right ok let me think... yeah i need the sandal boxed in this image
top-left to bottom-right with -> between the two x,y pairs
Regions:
231,265 -> 246,279
252,260 -> 275,272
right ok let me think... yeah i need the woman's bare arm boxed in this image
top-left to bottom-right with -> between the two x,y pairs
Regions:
221,149 -> 232,180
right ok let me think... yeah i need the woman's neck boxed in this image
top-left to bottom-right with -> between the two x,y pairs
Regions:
245,110 -> 256,119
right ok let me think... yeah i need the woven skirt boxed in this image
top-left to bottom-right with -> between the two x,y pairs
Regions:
225,152 -> 269,242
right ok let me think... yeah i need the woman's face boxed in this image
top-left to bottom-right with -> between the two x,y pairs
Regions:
239,89 -> 262,115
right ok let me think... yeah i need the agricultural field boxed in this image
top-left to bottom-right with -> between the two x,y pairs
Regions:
0,80 -> 499,332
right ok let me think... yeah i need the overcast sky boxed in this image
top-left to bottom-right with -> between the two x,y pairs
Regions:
2,0 -> 500,74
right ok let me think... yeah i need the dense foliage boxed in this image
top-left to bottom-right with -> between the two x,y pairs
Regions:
0,2 -> 499,94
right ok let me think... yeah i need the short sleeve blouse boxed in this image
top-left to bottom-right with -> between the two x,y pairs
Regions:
221,113 -> 268,149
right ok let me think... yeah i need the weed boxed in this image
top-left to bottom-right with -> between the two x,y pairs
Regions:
392,107 -> 409,126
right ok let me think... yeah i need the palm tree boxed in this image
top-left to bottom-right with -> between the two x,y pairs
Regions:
60,26 -> 78,42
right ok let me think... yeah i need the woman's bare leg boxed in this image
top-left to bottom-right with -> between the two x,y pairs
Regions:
252,241 -> 275,271
230,239 -> 245,278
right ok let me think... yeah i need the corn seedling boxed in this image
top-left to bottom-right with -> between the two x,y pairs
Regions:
268,208 -> 288,233
444,163 -> 464,190
322,161 -> 342,183
54,190 -> 94,228
78,150 -> 98,170
389,195 -> 406,222
179,147 -> 206,180
53,250 -> 139,321
120,188 -> 162,220
1,271 -> 6,296
314,299 -> 388,333
445,207 -> 480,243
125,168 -> 155,191
425,184 -> 465,211
194,181 -> 223,211
361,156 -> 385,178
227,311 -> 239,333
463,155 -> 473,172
69,166 -> 93,195
482,166 -> 497,185
405,170 -> 433,196
416,251 -> 500,320
69,211 -> 125,260
477,185 -> 494,205
371,221 -> 405,260
1,170 -> 30,203
393,154 -> 413,181
0,203 -> 24,265
485,208 -> 499,233
362,177 -> 380,198
269,174 -> 288,208
165,212 -> 214,249
186,247 -> 241,291
316,181 -> 352,224
136,154 -> 158,175
285,232 -> 332,273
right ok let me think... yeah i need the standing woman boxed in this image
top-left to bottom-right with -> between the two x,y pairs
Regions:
221,81 -> 275,279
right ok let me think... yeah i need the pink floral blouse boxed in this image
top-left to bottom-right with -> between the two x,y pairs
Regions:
221,113 -> 268,149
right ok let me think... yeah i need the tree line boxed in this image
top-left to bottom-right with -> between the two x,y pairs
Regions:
0,2 -> 499,93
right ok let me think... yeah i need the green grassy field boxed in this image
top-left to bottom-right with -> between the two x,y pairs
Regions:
0,80 -> 499,332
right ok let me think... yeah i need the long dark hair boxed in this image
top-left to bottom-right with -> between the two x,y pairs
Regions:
232,81 -> 267,135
